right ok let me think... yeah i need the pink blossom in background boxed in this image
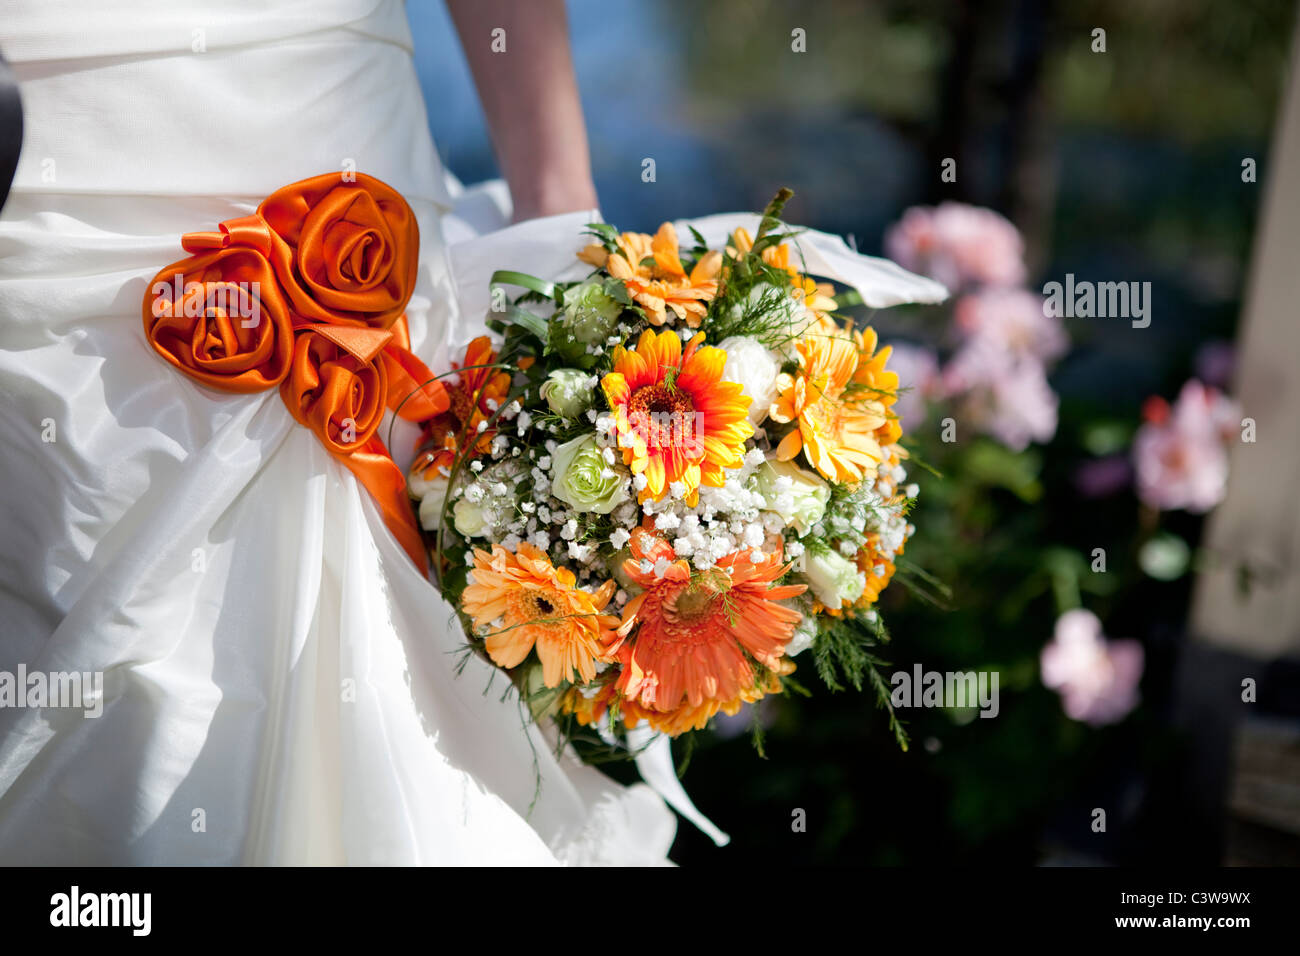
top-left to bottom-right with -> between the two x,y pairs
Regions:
884,201 -> 1063,452
1132,379 -> 1239,513
942,336 -> 1059,451
953,288 -> 1068,364
1041,609 -> 1144,727
885,202 -> 1027,291
884,342 -> 941,429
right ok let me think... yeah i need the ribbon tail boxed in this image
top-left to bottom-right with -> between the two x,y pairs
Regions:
335,437 -> 429,575
381,343 -> 449,422
627,725 -> 731,847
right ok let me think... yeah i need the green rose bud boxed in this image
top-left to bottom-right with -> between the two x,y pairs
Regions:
550,433 -> 629,514
802,547 -> 866,610
540,368 -> 594,419
751,457 -> 830,535
561,279 -> 622,343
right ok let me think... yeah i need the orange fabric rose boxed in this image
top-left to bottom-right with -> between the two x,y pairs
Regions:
280,326 -> 391,455
143,244 -> 294,393
258,173 -> 419,329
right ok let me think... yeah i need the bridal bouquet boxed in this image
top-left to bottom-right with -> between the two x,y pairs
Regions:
407,191 -> 935,751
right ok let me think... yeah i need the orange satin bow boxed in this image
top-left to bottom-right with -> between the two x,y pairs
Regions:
142,173 -> 447,572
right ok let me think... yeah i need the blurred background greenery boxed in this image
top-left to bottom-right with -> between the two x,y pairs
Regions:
413,0 -> 1296,864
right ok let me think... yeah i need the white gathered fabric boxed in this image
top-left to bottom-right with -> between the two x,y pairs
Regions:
0,0 -> 678,865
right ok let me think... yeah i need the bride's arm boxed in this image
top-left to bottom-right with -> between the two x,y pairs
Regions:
447,0 -> 599,221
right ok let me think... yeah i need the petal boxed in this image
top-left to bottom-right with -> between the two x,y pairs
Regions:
689,249 -> 722,282
602,371 -> 631,406
775,429 -> 803,461
652,222 -> 685,277
485,626 -> 536,671
643,454 -> 667,498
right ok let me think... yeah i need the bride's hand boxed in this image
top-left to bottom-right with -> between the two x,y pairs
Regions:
447,0 -> 600,221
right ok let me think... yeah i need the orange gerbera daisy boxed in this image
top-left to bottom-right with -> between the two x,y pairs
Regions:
769,332 -> 889,483
462,542 -> 620,687
420,335 -> 511,456
601,328 -> 753,504
579,223 -> 721,327
614,535 -> 806,715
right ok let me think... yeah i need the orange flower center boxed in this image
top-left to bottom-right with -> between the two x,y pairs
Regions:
510,587 -> 567,630
661,571 -> 732,630
629,383 -> 698,451
450,384 -> 479,424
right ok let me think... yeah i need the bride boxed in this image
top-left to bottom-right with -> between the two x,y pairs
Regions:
0,0 -> 679,864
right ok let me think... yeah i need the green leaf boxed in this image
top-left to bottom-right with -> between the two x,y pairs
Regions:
490,269 -> 556,300
602,276 -> 632,305
491,303 -> 550,343
583,222 -> 620,251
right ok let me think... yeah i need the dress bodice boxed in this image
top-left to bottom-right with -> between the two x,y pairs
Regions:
2,0 -> 451,209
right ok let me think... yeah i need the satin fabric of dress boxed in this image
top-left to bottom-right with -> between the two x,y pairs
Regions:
0,0 -> 675,864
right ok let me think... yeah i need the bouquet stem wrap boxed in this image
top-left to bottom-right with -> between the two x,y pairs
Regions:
142,173 -> 447,571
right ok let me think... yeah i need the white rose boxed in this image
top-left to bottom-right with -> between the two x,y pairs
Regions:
452,497 -> 490,538
802,548 -> 866,609
770,306 -> 820,363
751,457 -> 830,535
727,283 -> 820,363
783,602 -> 818,656
418,490 -> 448,531
718,335 -> 781,427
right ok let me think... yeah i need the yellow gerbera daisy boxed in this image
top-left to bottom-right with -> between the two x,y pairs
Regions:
769,332 -> 888,483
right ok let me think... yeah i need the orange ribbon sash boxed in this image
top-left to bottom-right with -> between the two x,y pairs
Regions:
142,173 -> 447,572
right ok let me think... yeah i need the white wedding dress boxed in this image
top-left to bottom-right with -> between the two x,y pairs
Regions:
0,0 -> 679,864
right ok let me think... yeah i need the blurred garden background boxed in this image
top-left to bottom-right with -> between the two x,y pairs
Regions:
411,0 -> 1300,865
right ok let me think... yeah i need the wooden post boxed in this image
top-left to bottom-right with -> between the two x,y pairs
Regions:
1190,11 -> 1300,661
